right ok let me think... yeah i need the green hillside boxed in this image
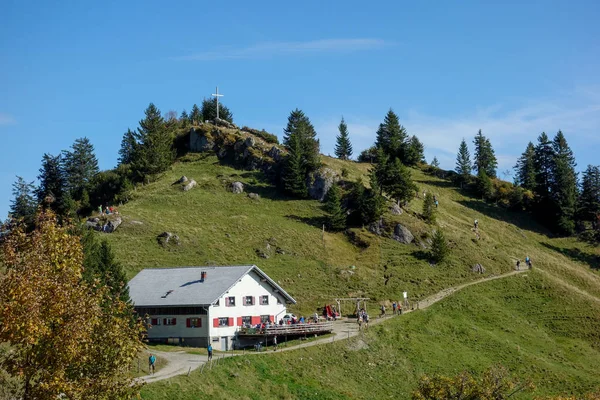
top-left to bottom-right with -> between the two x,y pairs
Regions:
101,147 -> 600,398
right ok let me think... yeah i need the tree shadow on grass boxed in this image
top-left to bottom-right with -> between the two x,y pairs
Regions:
411,250 -> 431,262
540,242 -> 600,270
457,199 -> 549,236
415,179 -> 454,189
285,214 -> 326,229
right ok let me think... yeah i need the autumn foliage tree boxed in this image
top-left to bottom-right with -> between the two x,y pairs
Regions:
0,211 -> 144,400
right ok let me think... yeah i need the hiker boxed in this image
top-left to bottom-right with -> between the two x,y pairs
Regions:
380,304 -> 386,318
357,314 -> 363,330
435,200 -> 439,208
273,335 -> 278,351
207,344 -> 213,361
148,354 -> 156,375
525,256 -> 531,269
516,260 -> 521,271
398,303 -> 403,315
392,301 -> 397,315
313,312 -> 319,323
363,313 -> 369,329
97,205 -> 102,215
474,219 -> 479,230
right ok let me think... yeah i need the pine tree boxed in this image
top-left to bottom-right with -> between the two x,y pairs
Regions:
384,158 -> 417,206
9,176 -> 37,225
579,165 -> 600,230
423,192 -> 436,224
533,132 -> 555,214
431,157 -> 440,168
431,229 -> 450,263
189,104 -> 202,125
201,98 -> 233,122
36,153 -> 69,215
514,142 -> 536,190
62,137 -> 99,201
281,109 -> 320,197
179,110 -> 189,128
476,169 -> 494,201
358,171 -> 385,224
372,147 -> 389,195
375,109 -> 407,161
334,117 -> 353,160
135,103 -> 175,179
455,139 -> 472,185
551,130 -> 578,235
404,136 -> 425,166
473,130 -> 498,178
118,129 -> 137,166
323,185 -> 346,231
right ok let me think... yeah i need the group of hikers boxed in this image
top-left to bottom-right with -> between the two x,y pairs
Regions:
98,205 -> 118,215
516,256 -> 533,270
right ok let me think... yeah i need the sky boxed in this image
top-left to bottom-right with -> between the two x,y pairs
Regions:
1,0 -> 599,217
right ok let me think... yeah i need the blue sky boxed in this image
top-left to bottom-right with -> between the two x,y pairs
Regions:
1,0 -> 599,217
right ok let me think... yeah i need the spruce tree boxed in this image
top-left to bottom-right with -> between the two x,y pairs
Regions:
36,153 -> 68,215
189,104 -> 202,125
201,98 -> 233,123
281,132 -> 307,197
473,130 -> 498,178
455,139 -> 472,185
375,109 -> 407,161
179,110 -> 189,128
533,132 -> 555,211
431,157 -> 440,168
431,229 -> 450,263
551,130 -> 578,235
514,142 -> 537,190
135,103 -> 175,179
10,176 -> 37,225
384,158 -> 417,206
323,185 -> 346,231
404,136 -> 425,166
334,117 -> 353,160
579,165 -> 600,230
118,129 -> 137,166
358,171 -> 385,224
62,137 -> 99,201
423,192 -> 436,224
476,169 -> 494,201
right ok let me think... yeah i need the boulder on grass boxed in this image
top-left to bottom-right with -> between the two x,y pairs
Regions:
248,192 -> 260,200
175,176 -> 188,185
392,223 -> 414,244
390,203 -> 403,215
183,179 -> 197,192
104,217 -> 122,233
232,181 -> 244,194
157,232 -> 180,247
307,167 -> 339,201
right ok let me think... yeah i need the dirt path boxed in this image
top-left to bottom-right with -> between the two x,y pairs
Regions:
139,269 -> 528,384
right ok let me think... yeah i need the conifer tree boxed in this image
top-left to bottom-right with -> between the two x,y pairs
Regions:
473,130 -> 498,178
357,171 -> 385,224
579,165 -> 600,231
179,110 -> 189,128
375,109 -> 407,161
431,229 -> 449,263
455,139 -> 472,185
201,98 -> 233,123
476,169 -> 494,201
189,104 -> 202,125
9,176 -> 37,225
384,158 -> 417,205
431,157 -> 440,168
533,132 -> 555,204
334,117 -> 353,160
282,132 -> 307,197
118,129 -> 137,166
551,130 -> 578,235
423,192 -> 436,224
135,103 -> 175,179
36,153 -> 69,215
62,137 -> 99,201
514,142 -> 537,190
323,185 -> 346,231
404,136 -> 425,166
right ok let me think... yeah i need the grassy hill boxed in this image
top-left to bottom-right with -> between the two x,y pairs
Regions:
101,143 -> 600,397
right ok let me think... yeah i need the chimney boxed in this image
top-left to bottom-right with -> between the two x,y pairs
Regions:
200,271 -> 207,282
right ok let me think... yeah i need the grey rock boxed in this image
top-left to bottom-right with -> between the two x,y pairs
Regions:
276,247 -> 285,255
183,179 -> 197,192
472,264 -> 486,274
307,167 -> 339,201
248,192 -> 260,200
214,117 -> 236,129
189,129 -> 215,152
392,223 -> 414,244
217,148 -> 228,159
244,137 -> 255,148
368,218 -> 385,236
176,176 -> 189,184
104,217 -> 122,233
232,181 -> 244,194
390,203 -> 403,215
256,249 -> 269,259
234,140 -> 245,152
157,231 -> 180,247
85,220 -> 100,230
268,146 -> 283,162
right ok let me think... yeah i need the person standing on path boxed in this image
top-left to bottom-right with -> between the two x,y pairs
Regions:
207,344 -> 213,361
273,335 -> 278,351
148,354 -> 156,375
380,304 -> 386,318
392,301 -> 397,315
516,260 -> 521,271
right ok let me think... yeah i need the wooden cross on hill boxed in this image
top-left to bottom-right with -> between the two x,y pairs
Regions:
212,86 -> 224,120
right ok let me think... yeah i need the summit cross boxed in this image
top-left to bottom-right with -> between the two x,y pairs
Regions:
211,86 -> 224,120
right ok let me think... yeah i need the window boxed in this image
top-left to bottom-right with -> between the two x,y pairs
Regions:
260,315 -> 271,323
163,318 -> 176,326
214,299 -> 220,307
219,317 -> 230,326
226,296 -> 236,307
244,296 -> 254,306
260,295 -> 269,305
150,318 -> 162,326
187,318 -> 202,328
242,316 -> 252,326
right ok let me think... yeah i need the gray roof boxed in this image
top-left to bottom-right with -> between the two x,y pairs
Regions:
128,265 -> 296,307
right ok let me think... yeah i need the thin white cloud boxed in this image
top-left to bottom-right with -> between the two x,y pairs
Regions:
176,38 -> 389,61
0,113 -> 15,126
316,88 -> 600,172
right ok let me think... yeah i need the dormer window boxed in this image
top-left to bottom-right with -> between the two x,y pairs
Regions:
226,296 -> 236,307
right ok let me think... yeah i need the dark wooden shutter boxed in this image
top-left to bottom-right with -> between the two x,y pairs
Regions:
151,318 -> 157,325
163,318 -> 167,325
186,318 -> 191,328
198,318 -> 202,327
172,318 -> 176,325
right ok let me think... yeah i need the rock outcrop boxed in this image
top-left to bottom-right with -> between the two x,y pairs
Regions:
183,179 -> 197,191
248,193 -> 260,200
307,167 -> 339,201
232,181 -> 244,194
392,223 -> 414,244
389,203 -> 403,215
157,232 -> 180,247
